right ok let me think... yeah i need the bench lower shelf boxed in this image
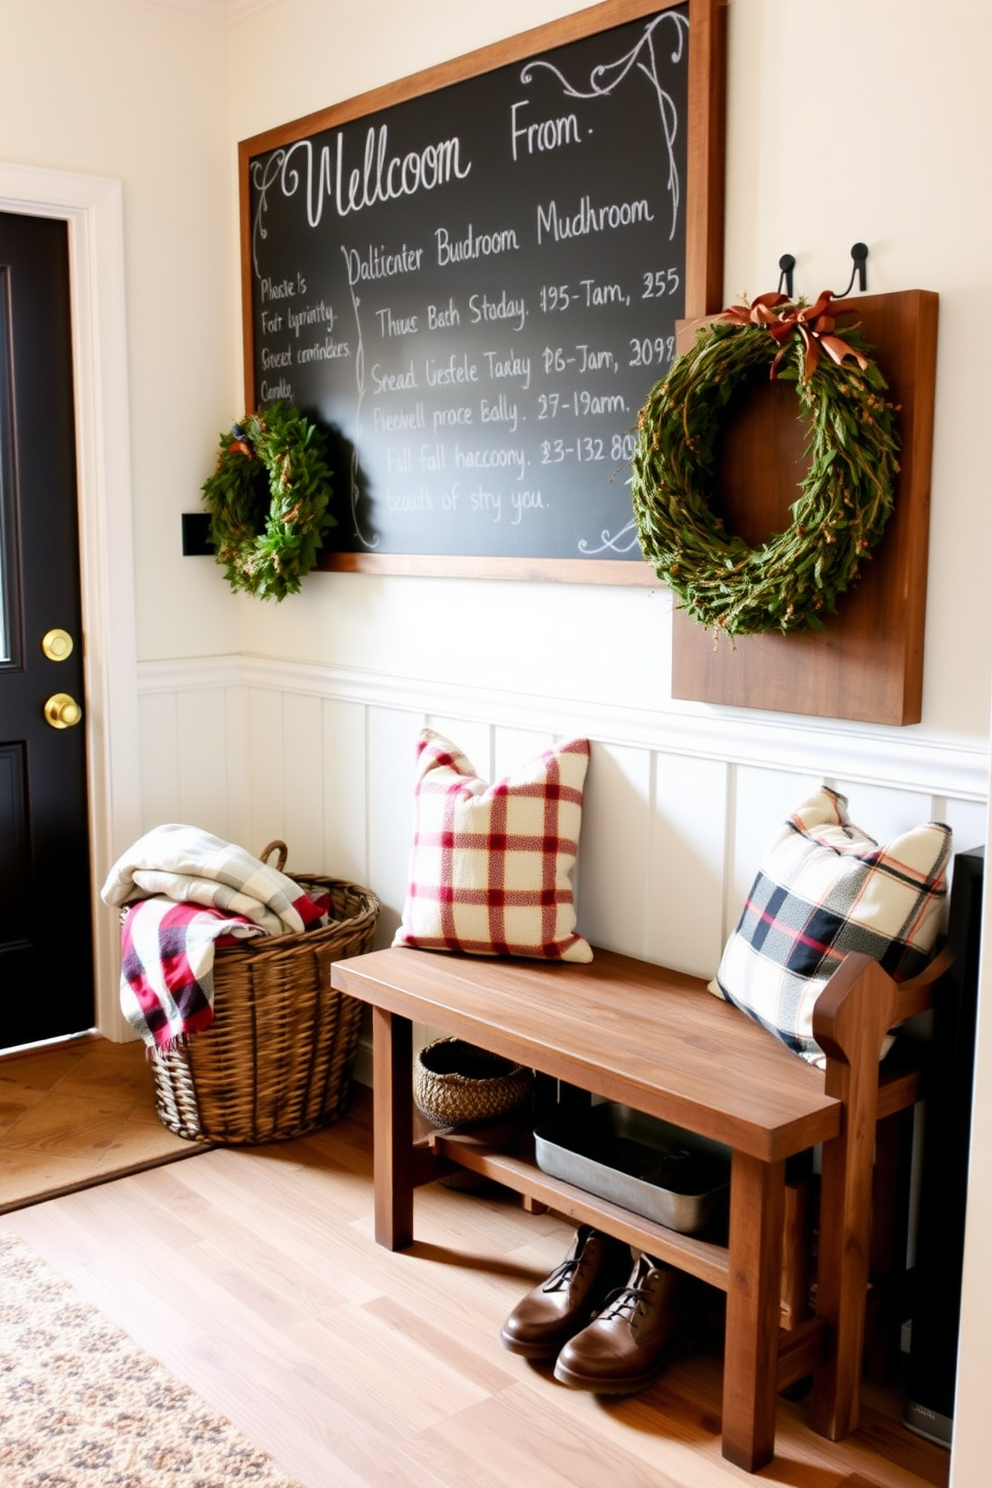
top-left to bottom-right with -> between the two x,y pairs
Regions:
423,1124 -> 825,1392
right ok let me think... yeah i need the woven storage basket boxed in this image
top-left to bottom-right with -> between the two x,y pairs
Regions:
414,1037 -> 533,1129
148,842 -> 379,1144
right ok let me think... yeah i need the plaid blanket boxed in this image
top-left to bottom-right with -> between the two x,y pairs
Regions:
102,825 -> 328,1050
119,900 -> 264,1049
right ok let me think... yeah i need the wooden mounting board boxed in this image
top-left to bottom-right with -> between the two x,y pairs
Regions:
670,289 -> 938,725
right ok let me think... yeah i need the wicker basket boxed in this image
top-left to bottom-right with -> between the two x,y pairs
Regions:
148,843 -> 379,1144
414,1038 -> 533,1129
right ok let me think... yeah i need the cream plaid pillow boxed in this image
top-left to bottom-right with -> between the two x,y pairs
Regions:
711,787 -> 951,1066
393,731 -> 592,962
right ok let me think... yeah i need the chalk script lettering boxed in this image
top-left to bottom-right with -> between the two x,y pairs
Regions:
373,403 -> 426,432
510,100 -> 581,160
433,406 -> 473,433
511,488 -> 545,525
252,130 -> 471,242
386,486 -> 434,512
262,346 -> 292,369
435,224 -> 520,265
480,395 -> 518,434
259,377 -> 292,402
427,297 -> 460,329
296,337 -> 350,362
260,276 -> 296,301
337,126 -> 471,216
288,300 -> 335,336
454,444 -> 526,480
377,307 -> 419,337
344,242 -> 424,285
425,353 -> 479,387
470,486 -> 502,522
469,290 -> 525,332
581,278 -> 624,307
483,350 -> 532,390
536,195 -> 654,244
371,361 -> 418,393
420,444 -> 446,471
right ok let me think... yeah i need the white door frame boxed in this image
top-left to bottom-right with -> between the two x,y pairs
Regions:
0,161 -> 140,1042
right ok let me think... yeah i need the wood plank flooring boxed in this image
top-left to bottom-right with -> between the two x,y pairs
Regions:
1,1087 -> 949,1488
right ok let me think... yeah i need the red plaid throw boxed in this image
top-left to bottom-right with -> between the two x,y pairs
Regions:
120,900 -> 264,1049
393,731 -> 592,962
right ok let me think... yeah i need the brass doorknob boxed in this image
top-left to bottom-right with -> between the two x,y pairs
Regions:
44,693 -> 82,729
41,628 -> 74,661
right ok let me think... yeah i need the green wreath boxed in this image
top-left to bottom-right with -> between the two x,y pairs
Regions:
201,403 -> 335,602
630,291 -> 901,636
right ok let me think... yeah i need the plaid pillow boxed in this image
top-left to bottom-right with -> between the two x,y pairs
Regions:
711,787 -> 951,1066
393,730 -> 592,962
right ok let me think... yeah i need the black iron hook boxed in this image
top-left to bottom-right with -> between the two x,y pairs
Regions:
837,242 -> 869,297
777,253 -> 796,299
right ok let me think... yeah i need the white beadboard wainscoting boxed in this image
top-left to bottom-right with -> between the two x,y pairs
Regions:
137,651 -> 989,1083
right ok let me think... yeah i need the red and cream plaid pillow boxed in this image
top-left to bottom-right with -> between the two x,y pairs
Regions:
393,730 -> 592,962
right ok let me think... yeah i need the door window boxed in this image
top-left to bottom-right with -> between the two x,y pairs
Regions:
0,267 -> 16,667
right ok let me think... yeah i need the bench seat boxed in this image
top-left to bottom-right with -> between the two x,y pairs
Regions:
331,942 -> 944,1471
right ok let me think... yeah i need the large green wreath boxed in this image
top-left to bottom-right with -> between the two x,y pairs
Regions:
201,403 -> 335,602
630,292 -> 901,636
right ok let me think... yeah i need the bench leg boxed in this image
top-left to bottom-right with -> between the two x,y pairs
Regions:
810,1118 -> 875,1438
371,1005 -> 414,1251
722,1151 -> 786,1472
863,1107 -> 914,1383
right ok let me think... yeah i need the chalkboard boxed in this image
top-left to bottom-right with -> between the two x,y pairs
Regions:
239,0 -> 726,582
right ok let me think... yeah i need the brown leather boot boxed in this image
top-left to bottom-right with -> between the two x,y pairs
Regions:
553,1252 -> 693,1392
500,1226 -> 632,1359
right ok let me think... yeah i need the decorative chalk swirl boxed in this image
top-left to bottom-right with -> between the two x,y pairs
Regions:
521,12 -> 687,241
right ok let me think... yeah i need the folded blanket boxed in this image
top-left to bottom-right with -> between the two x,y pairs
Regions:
102,825 -> 329,1050
101,823 -> 325,936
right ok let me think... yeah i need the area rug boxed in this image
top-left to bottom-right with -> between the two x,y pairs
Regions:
0,1229 -> 302,1486
0,1039 -> 209,1215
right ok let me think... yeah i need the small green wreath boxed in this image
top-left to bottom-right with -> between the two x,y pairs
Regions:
630,291 -> 901,636
201,403 -> 335,602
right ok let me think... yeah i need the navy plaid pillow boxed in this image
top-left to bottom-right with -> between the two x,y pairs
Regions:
711,787 -> 951,1066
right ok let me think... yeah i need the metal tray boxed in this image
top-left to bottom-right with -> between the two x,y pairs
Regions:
534,1103 -> 731,1234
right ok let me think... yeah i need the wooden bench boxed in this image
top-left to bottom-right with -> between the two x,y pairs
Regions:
330,943 -> 945,1472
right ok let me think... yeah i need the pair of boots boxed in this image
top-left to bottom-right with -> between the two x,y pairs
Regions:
500,1225 -> 694,1393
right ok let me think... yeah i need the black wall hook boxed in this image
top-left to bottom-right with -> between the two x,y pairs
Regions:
838,242 -> 869,297
777,253 -> 796,299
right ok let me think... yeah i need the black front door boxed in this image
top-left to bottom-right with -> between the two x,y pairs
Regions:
0,211 -> 94,1047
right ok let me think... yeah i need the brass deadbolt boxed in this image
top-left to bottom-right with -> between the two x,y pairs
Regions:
42,628 -> 74,662
44,693 -> 82,729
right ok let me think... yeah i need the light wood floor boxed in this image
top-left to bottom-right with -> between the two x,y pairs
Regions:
2,1087 -> 949,1488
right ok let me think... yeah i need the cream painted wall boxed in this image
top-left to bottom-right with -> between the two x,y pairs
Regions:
0,0 -> 241,661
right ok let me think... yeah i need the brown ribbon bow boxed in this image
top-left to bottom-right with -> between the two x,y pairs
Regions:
718,290 -> 869,381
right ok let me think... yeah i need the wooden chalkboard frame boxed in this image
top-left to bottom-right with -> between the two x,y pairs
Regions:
238,0 -> 727,584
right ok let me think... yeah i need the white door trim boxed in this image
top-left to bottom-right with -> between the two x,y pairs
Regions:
0,161 -> 140,1041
